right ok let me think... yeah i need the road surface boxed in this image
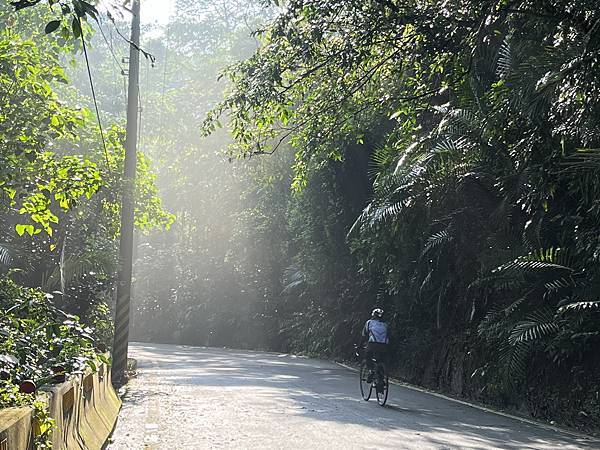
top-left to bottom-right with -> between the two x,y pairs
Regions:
107,343 -> 596,449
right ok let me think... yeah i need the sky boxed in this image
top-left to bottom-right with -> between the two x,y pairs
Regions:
99,0 -> 175,26
140,0 -> 174,25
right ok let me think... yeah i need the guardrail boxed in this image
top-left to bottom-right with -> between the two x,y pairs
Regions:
0,360 -> 121,449
0,407 -> 32,450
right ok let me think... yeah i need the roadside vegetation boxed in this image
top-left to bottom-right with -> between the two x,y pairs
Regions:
0,2 -> 172,413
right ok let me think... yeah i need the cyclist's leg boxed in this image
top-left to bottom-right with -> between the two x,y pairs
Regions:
374,346 -> 388,386
365,345 -> 376,383
378,362 -> 386,384
365,347 -> 375,371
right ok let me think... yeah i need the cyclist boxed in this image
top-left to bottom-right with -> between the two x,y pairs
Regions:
361,308 -> 389,392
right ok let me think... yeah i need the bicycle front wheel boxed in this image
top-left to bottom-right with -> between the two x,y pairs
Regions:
359,361 -> 372,401
376,373 -> 389,406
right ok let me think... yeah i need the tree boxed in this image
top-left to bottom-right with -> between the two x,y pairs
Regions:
203,0 -> 600,429
0,4 -> 173,344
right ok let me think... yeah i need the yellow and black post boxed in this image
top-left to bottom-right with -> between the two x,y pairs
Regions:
113,0 -> 141,386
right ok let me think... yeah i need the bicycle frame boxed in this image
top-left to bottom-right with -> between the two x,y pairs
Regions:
356,343 -> 389,406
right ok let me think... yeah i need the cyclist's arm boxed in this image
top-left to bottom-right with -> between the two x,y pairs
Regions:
360,320 -> 369,344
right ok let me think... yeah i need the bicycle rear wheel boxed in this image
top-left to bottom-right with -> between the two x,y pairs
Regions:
376,372 -> 389,406
359,361 -> 372,401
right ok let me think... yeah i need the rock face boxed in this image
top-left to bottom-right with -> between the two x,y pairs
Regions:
416,338 -> 465,396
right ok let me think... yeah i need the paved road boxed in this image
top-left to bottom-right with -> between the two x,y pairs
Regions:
107,343 -> 596,449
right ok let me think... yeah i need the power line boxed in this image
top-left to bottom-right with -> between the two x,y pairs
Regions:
95,16 -> 128,112
79,19 -> 113,172
137,58 -> 151,151
106,11 -> 156,65
158,22 -> 171,137
96,17 -> 124,73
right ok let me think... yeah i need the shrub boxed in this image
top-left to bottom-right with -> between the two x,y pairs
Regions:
0,277 -> 101,408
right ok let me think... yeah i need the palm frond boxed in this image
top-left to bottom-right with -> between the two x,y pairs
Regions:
468,275 -> 524,293
368,201 -> 405,226
419,270 -> 433,296
570,332 -> 600,341
544,277 -> 577,293
503,296 -> 526,318
477,296 -> 526,339
499,340 -> 530,380
282,264 -> 306,294
508,310 -> 560,345
355,166 -> 421,231
421,228 -> 454,256
347,203 -> 371,238
369,144 -> 397,177
493,256 -> 573,278
41,251 -> 115,292
432,137 -> 470,155
373,172 -> 412,199
392,141 -> 421,175
437,109 -> 483,137
393,147 -> 432,177
562,148 -> 600,169
496,37 -> 512,79
557,301 -> 600,314
0,244 -> 11,267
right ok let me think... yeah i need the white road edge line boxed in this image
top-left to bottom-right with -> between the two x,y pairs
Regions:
335,361 -> 599,443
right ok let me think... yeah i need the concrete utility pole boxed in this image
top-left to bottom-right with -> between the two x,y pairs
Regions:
113,0 -> 141,385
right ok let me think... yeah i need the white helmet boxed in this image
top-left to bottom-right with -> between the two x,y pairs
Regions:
371,308 -> 384,319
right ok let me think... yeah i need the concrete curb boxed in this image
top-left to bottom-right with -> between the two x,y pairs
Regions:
335,361 -> 599,444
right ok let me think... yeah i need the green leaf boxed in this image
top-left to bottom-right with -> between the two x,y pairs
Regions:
72,18 -> 82,38
15,224 -> 27,236
44,20 -> 61,34
86,359 -> 97,372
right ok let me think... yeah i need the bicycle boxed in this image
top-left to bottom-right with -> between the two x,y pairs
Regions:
355,344 -> 389,406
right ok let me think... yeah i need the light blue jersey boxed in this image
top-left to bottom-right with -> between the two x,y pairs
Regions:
363,319 -> 389,344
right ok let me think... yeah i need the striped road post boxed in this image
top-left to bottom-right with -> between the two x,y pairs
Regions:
112,0 -> 140,385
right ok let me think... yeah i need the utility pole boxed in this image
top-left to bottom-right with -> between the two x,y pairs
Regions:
113,0 -> 140,386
